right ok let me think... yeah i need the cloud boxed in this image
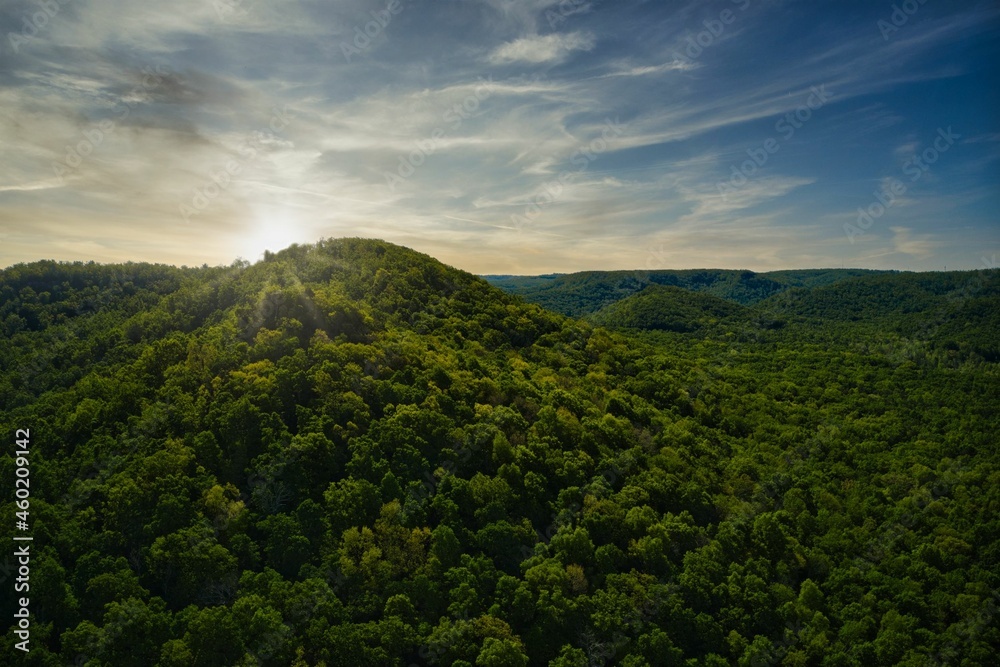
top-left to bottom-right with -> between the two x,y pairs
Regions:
0,179 -> 64,193
674,175 -> 817,230
0,0 -> 996,273
962,133 -> 1000,145
476,0 -> 593,34
599,59 -> 697,78
894,140 -> 919,159
488,32 -> 596,64
890,226 -> 937,258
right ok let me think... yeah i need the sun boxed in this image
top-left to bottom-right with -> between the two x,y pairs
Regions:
240,207 -> 305,260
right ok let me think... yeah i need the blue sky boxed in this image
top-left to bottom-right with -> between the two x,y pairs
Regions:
1,0 -> 997,273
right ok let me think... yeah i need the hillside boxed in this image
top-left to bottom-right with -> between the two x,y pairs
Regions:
493,266 -> 1000,365
750,270 -> 1000,363
1,240 -> 998,666
586,285 -> 746,333
482,268 -> 884,317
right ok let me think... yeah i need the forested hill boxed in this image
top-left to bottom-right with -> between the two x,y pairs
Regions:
2,239 -> 998,666
579,269 -> 1000,364
482,268 -> 884,317
586,285 -> 746,334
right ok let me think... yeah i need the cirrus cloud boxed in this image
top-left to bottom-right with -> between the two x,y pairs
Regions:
488,31 -> 596,64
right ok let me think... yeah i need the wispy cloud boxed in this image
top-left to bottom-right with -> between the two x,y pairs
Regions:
890,226 -> 937,258
488,31 -> 596,64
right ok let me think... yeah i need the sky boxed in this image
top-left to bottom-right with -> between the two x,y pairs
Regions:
1,0 -> 998,274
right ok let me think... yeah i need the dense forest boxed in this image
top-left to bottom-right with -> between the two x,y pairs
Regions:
1,239 -> 998,666
492,267 -> 1000,365
482,269 -> 885,317
585,286 -> 746,335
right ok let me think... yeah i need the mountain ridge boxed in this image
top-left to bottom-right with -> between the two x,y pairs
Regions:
483,268 -> 890,316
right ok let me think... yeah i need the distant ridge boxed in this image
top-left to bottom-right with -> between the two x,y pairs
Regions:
586,284 -> 746,333
483,268 -> 886,317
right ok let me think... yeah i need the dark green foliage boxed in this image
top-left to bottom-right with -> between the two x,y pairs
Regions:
483,268 -> 883,316
587,285 -> 745,333
1,240 -> 997,666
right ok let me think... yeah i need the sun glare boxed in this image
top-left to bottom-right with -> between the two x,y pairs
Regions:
240,208 -> 304,261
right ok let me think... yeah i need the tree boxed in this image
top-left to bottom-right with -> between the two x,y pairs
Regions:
476,636 -> 529,666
